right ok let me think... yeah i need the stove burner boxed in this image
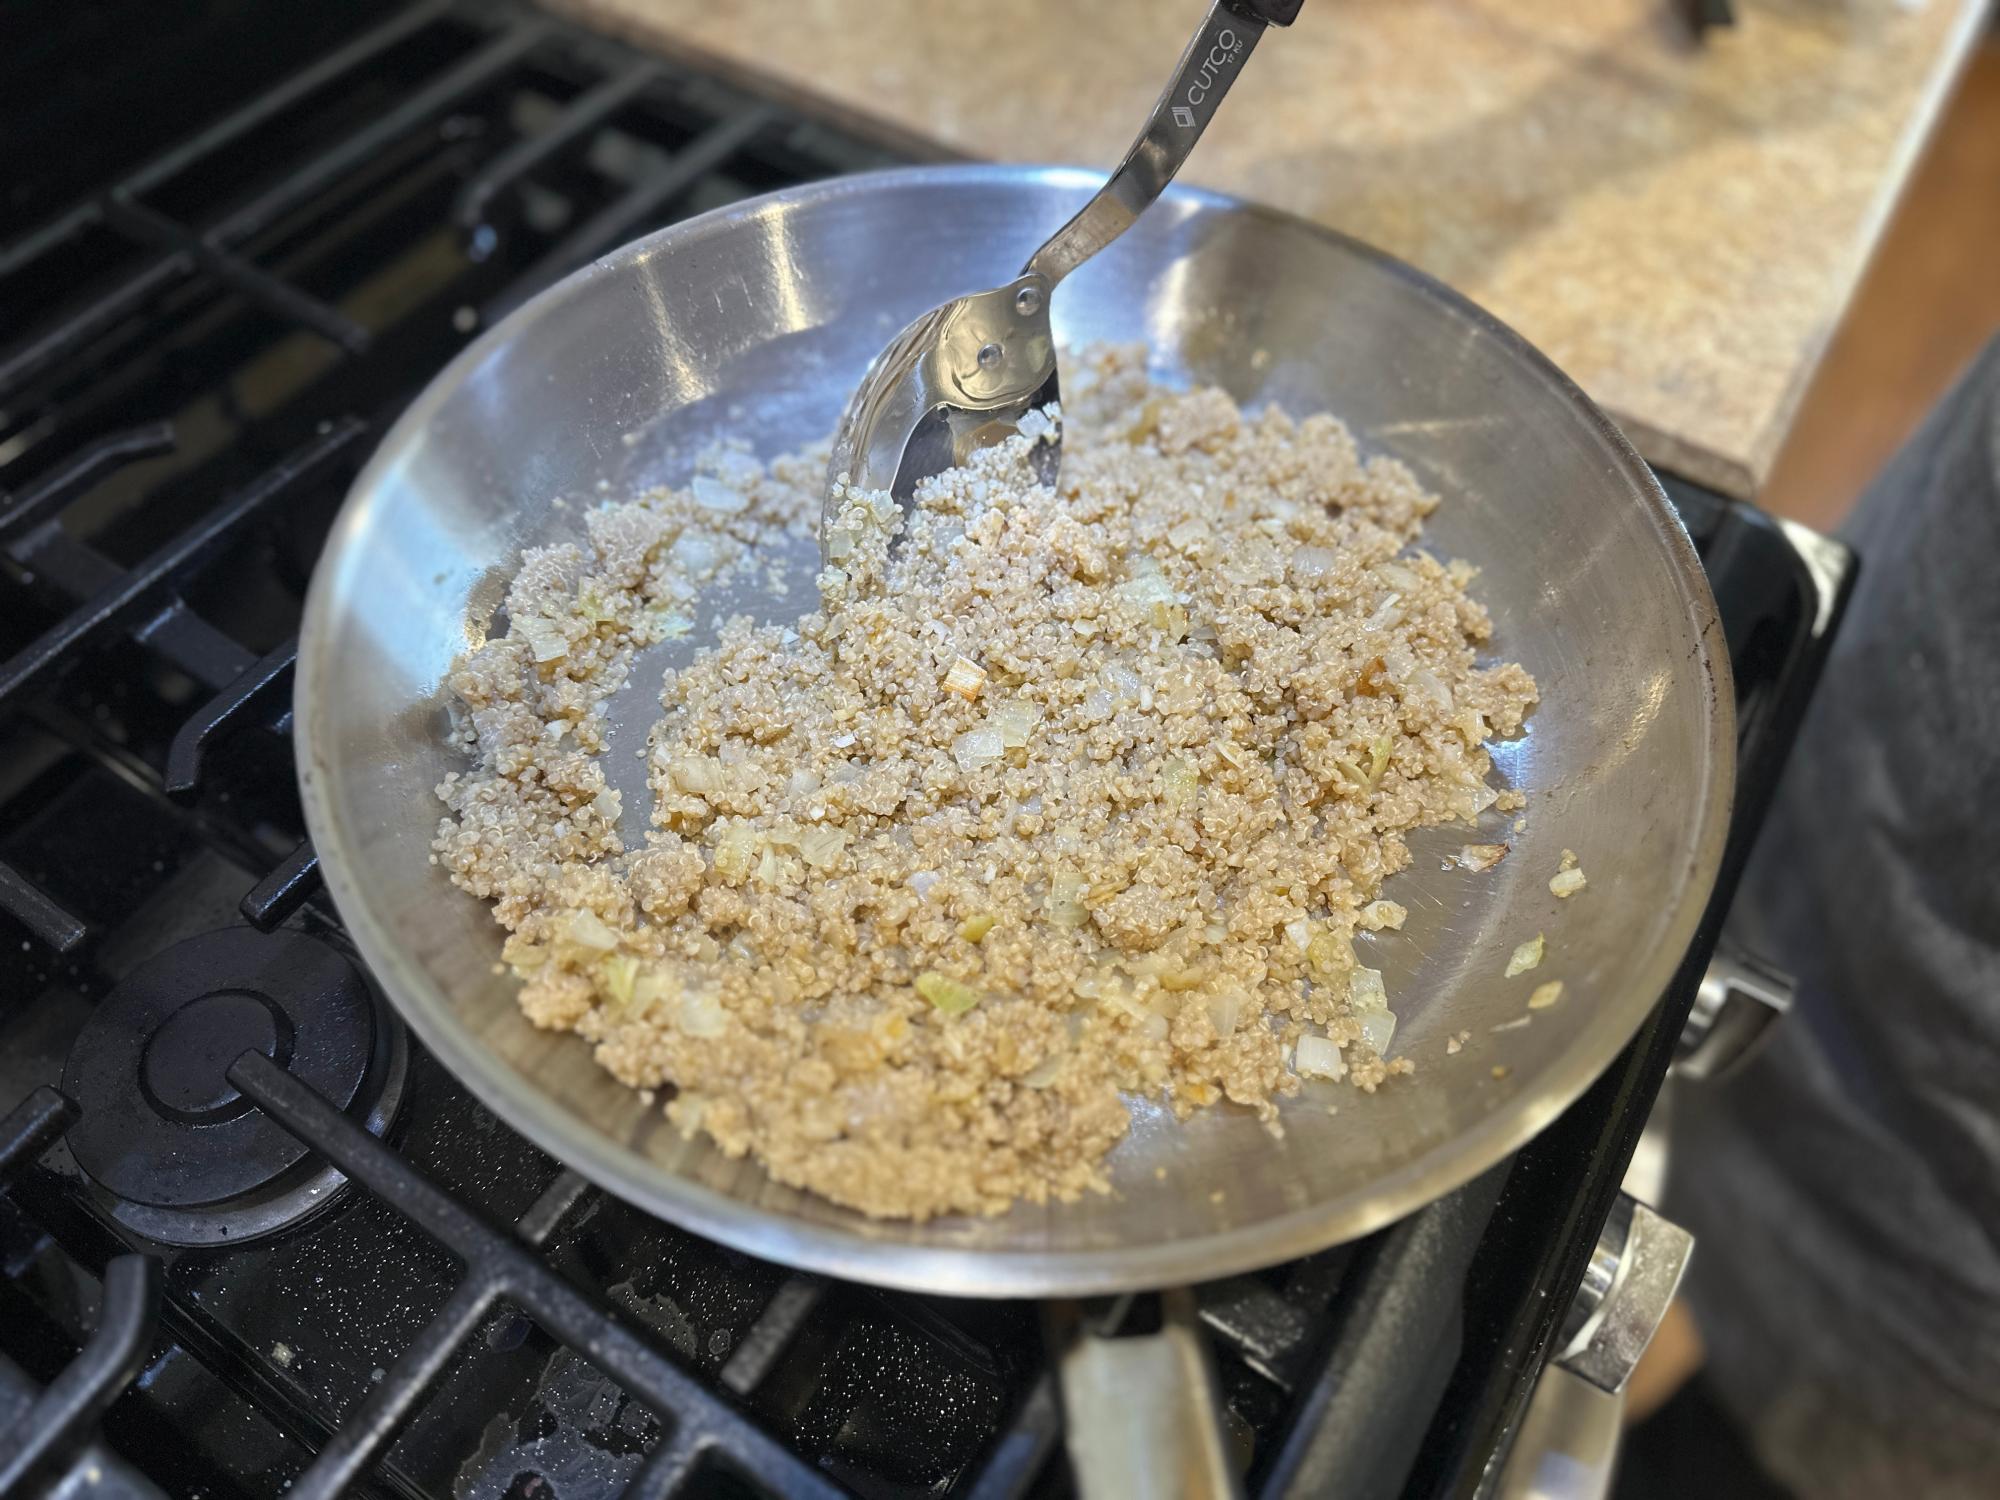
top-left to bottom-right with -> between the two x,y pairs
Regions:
143,989 -> 293,1122
61,927 -> 407,1245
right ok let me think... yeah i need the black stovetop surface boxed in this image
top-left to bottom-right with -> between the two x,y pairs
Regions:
0,4 -> 1851,1497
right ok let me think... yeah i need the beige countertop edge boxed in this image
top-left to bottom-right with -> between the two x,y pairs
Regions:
552,0 -> 1992,504
1739,0 -> 1993,494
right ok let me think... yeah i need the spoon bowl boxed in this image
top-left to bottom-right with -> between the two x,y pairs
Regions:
820,0 -> 1298,548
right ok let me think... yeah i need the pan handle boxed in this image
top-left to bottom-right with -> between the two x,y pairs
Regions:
1049,1289 -> 1243,1500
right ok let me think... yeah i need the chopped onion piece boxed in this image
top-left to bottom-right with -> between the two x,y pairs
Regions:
1528,980 -> 1565,1010
1455,843 -> 1508,873
989,699 -> 1038,748
1504,932 -> 1545,978
565,909 -> 619,952
1116,566 -> 1177,609
1359,1008 -> 1398,1055
1291,546 -> 1337,580
1285,918 -> 1315,953
598,953 -> 639,1008
670,1093 -> 708,1135
1295,1034 -> 1347,1080
668,755 -> 722,796
519,617 -> 569,662
1046,874 -> 1089,929
646,611 -> 693,640
943,655 -> 987,699
1101,663 -> 1144,705
502,935 -> 548,971
1205,992 -> 1243,1038
1410,666 -> 1454,711
1460,783 -> 1501,819
1022,1053 -> 1066,1088
691,474 -> 747,513
1359,900 -> 1407,932
713,822 -> 759,882
952,727 -> 1006,771
1307,931 -> 1353,979
798,826 -> 849,870
630,966 -> 676,1021
1348,966 -> 1388,1012
678,987 -> 728,1037
1368,736 -> 1394,787
1550,868 -> 1587,898
959,913 -> 996,943
671,532 -> 719,574
1161,756 -> 1199,809
916,972 -> 982,1015
1364,593 -> 1405,632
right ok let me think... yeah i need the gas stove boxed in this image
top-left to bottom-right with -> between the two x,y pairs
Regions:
0,3 -> 1850,1497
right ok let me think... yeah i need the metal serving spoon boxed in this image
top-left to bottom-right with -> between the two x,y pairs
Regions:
823,0 -> 1302,553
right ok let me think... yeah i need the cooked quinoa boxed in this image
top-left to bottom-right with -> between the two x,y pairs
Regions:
434,347 -> 1536,1221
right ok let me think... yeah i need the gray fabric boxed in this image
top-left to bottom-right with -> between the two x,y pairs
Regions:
1666,335 -> 2000,1498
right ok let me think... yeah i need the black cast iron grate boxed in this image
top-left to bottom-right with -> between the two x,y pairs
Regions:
0,2 -> 1849,1497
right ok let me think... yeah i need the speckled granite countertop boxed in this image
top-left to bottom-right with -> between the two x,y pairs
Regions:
552,0 -> 1990,498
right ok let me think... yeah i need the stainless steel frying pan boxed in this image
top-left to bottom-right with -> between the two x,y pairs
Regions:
296,165 -> 1732,1302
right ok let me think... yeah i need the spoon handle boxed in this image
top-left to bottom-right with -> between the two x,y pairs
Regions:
1022,0 -> 1299,288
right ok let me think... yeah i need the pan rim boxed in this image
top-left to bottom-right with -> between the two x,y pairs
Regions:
296,162 -> 1735,1297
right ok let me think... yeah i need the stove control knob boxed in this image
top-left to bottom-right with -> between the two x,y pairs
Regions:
1675,941 -> 1793,1081
1554,1195 -> 1694,1394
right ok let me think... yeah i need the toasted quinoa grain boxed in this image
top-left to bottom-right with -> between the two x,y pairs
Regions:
434,347 -> 1537,1220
